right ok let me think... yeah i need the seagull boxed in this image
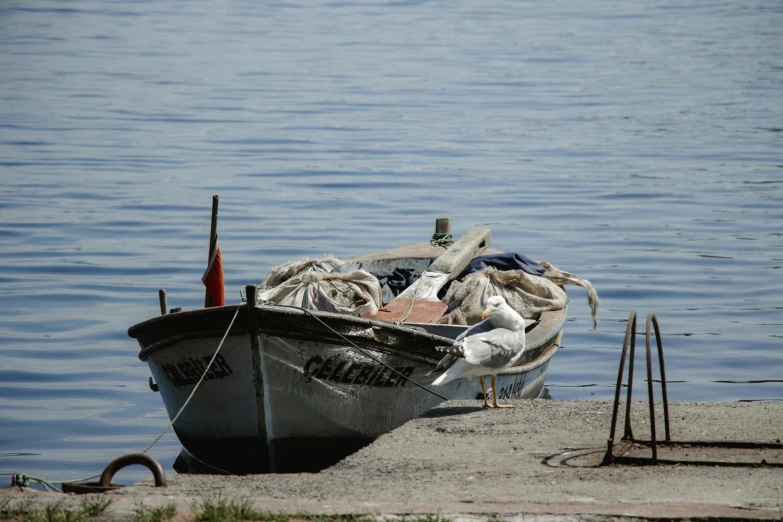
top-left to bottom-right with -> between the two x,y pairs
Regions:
430,295 -> 526,408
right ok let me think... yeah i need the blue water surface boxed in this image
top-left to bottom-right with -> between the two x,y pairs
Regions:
1,0 -> 781,485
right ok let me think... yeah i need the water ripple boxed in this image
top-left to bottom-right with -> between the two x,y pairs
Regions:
0,0 -> 781,483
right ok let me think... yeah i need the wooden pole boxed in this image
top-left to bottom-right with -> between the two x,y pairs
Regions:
435,217 -> 451,235
158,289 -> 167,315
204,195 -> 219,308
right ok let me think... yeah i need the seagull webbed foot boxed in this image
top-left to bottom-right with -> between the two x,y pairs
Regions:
490,376 -> 515,409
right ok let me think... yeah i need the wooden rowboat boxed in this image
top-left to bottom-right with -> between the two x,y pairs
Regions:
128,226 -> 567,474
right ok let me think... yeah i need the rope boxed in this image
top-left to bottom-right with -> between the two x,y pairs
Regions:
397,284 -> 420,324
430,232 -> 453,248
11,300 -> 448,489
11,473 -> 62,493
179,447 -> 233,475
139,306 -> 241,456
264,302 -> 448,401
8,307 -> 243,490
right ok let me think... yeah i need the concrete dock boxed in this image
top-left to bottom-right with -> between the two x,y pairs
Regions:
3,400 -> 782,521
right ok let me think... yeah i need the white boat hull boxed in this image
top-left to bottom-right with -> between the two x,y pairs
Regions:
140,305 -> 562,473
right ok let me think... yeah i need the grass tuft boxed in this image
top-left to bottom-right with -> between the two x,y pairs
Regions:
133,502 -> 178,522
194,496 -> 255,522
192,496 -> 388,522
0,498 -> 457,522
192,495 -> 296,522
0,499 -> 87,522
43,501 -> 85,522
80,497 -> 112,517
0,496 -> 116,521
188,498 -> 457,522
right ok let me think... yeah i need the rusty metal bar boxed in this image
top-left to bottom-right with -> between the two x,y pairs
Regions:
649,314 -> 671,441
604,311 -> 636,465
622,312 -> 637,441
644,314 -> 658,462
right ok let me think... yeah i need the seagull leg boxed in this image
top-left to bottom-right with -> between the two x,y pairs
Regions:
480,376 -> 493,408
492,375 -> 515,408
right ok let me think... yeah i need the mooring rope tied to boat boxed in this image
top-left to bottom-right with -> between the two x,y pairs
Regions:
10,307 -> 243,488
180,447 -> 234,476
139,305 -> 242,456
263,301 -> 449,401
11,473 -> 62,493
430,231 -> 453,248
12,300 -> 446,489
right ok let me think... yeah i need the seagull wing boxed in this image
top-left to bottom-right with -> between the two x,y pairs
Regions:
428,318 -> 495,375
461,329 -> 523,369
454,317 -> 494,342
428,353 -> 458,375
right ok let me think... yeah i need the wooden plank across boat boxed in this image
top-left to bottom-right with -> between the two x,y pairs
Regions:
374,228 -> 491,323
128,226 -> 567,474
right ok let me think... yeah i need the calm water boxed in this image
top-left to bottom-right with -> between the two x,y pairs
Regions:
1,0 -> 781,485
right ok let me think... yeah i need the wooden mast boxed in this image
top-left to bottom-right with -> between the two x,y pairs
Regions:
204,195 -> 219,308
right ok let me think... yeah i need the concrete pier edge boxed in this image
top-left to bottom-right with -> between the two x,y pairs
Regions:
3,400 -> 782,521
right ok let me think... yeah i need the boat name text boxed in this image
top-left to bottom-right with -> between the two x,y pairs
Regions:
303,355 -> 414,388
495,375 -> 526,400
160,354 -> 234,388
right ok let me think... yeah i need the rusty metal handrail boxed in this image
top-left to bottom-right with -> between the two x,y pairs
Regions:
604,311 -> 670,465
604,312 -> 783,468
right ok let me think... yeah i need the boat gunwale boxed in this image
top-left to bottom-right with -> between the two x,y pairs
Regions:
133,303 -> 457,359
131,302 -> 566,375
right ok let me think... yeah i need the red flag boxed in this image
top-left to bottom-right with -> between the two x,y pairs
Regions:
202,239 -> 225,307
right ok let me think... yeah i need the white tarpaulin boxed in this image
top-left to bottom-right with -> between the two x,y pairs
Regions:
259,258 -> 383,318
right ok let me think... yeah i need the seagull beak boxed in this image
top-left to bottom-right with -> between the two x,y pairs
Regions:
482,308 -> 493,320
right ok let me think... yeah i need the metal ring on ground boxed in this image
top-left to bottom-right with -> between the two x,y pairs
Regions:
99,453 -> 167,488
62,454 -> 166,494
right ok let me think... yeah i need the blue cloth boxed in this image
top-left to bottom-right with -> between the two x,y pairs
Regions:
457,252 -> 546,279
367,267 -> 421,305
